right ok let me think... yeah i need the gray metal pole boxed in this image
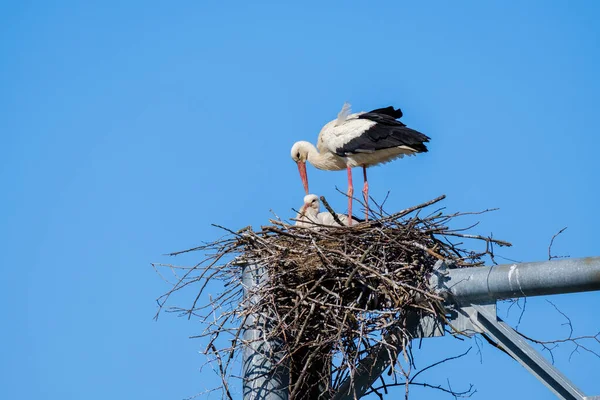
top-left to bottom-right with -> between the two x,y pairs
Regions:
242,264 -> 289,400
445,257 -> 600,302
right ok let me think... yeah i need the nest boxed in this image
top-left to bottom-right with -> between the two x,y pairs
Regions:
155,194 -> 511,399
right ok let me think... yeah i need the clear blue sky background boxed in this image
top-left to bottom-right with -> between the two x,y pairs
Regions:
2,1 -> 599,399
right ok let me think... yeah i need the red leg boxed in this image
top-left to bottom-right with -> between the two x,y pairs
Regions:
362,166 -> 369,221
347,166 -> 353,226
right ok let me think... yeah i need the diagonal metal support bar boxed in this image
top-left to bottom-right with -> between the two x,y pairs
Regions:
470,304 -> 587,400
331,333 -> 401,400
331,313 -> 441,400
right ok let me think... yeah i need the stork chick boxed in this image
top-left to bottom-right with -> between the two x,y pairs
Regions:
295,194 -> 359,227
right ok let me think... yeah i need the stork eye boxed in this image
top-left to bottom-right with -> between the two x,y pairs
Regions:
296,152 -> 300,159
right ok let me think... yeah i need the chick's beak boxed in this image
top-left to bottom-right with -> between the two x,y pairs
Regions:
297,161 -> 309,194
299,204 -> 308,215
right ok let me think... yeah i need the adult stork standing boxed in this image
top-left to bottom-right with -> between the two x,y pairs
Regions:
290,103 -> 430,224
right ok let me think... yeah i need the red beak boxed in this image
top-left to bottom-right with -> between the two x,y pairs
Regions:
300,204 -> 308,215
297,161 -> 309,194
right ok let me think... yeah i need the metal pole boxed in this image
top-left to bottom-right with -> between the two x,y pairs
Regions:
445,257 -> 600,302
242,264 -> 289,400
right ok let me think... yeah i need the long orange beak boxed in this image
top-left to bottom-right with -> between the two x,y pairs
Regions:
297,161 -> 309,194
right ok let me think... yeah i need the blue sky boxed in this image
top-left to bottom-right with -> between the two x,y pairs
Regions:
2,1 -> 599,399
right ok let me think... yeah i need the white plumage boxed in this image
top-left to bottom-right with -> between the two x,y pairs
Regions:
294,194 -> 358,227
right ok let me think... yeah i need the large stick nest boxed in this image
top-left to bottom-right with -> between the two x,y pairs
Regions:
155,195 -> 511,399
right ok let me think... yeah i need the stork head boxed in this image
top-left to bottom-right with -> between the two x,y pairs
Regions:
290,141 -> 311,194
295,193 -> 320,227
301,194 -> 320,215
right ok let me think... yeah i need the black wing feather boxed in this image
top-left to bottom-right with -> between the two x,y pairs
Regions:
359,111 -> 407,127
366,106 -> 403,119
334,107 -> 430,156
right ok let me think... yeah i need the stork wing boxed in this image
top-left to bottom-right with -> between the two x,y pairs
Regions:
365,106 -> 403,119
332,120 -> 430,156
358,110 -> 406,127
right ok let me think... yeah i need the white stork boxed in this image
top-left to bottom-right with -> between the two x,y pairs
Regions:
290,103 -> 430,224
295,194 -> 359,227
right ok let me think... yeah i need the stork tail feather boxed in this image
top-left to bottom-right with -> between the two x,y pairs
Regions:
336,102 -> 352,126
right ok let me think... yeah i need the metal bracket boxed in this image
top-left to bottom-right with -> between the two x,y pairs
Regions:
451,301 -> 496,335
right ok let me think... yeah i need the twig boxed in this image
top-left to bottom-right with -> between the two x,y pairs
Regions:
320,195 -> 346,227
548,227 -> 568,260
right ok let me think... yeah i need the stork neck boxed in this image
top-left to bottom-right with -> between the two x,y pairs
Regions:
305,144 -> 345,170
